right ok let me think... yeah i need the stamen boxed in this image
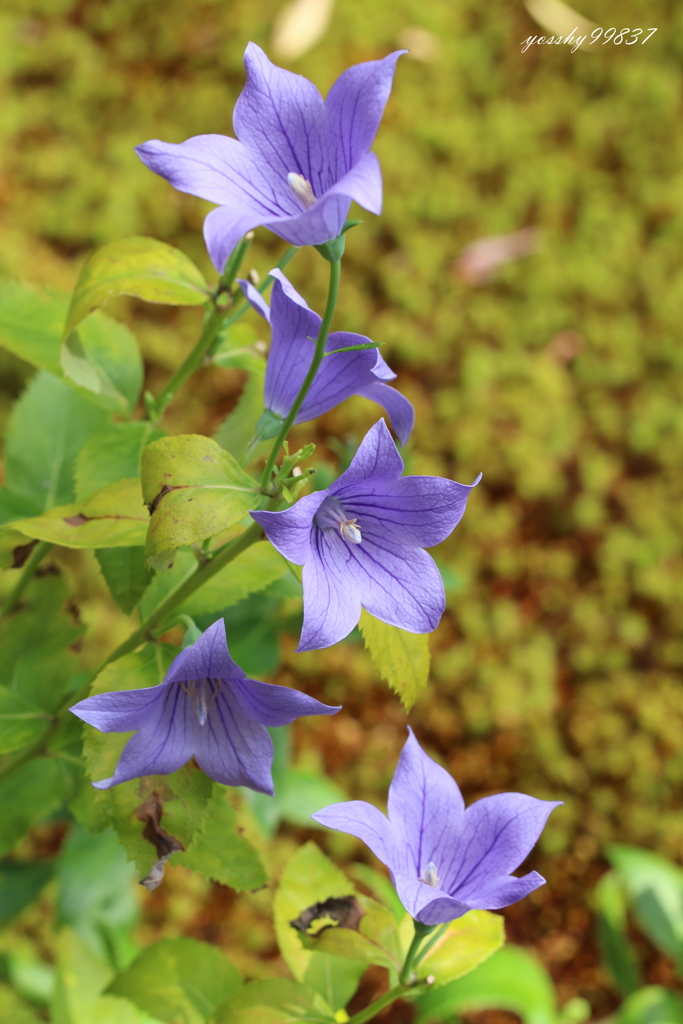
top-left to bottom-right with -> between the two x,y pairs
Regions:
287,172 -> 316,210
178,678 -> 221,727
420,861 -> 440,888
340,518 -> 362,545
197,684 -> 208,727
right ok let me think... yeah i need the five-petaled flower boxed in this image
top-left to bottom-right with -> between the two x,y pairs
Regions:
238,270 -> 414,444
312,728 -> 561,925
136,43 -> 405,271
70,620 -> 340,794
251,419 -> 480,651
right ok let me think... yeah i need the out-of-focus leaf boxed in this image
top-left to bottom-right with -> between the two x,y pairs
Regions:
96,547 -> 152,614
5,957 -> 55,1007
63,237 -> 210,336
108,938 -> 242,1024
608,844 -> 683,970
0,758 -> 70,857
75,422 -> 162,501
274,841 -> 365,1012
0,686 -> 49,754
347,862 -> 405,922
211,978 -> 333,1024
0,372 -> 107,525
595,870 -> 641,996
13,478 -> 148,548
211,321 -> 264,373
300,895 -> 403,971
62,314 -> 143,414
616,986 -> 683,1024
141,435 -> 258,570
177,787 -> 267,892
0,279 -> 64,374
415,945 -> 557,1024
410,909 -> 505,985
0,979 -> 46,1021
359,609 -> 430,710
213,366 -> 268,464
0,528 -> 35,571
178,542 -> 287,617
0,860 -> 54,925
271,0 -> 334,60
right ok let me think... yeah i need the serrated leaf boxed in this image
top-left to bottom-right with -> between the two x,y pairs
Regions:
358,609 -> 430,710
178,543 -> 286,617
142,435 -> 258,569
407,909 -> 504,985
299,896 -> 403,971
0,686 -> 49,754
108,938 -> 242,1024
177,788 -> 267,892
62,313 -> 143,415
64,237 -> 210,337
274,842 -> 365,1012
96,548 -> 152,614
75,422 -> 162,501
13,478 -> 148,548
211,979 -> 333,1024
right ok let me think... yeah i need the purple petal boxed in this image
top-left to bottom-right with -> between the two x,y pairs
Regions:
196,686 -> 275,794
264,192 -> 351,248
332,419 -> 404,491
311,800 -> 393,866
165,619 -> 236,685
355,381 -> 414,445
459,871 -> 547,911
234,43 -> 333,197
326,51 -> 406,173
297,528 -> 362,651
262,277 -> 322,416
444,793 -> 562,901
387,729 -> 465,879
92,684 -> 195,789
371,352 -> 397,382
237,278 -> 271,322
295,335 -> 382,422
70,684 -> 167,733
232,675 -> 340,727
322,152 -> 383,216
251,490 -> 328,564
392,875 -> 470,926
203,205 -> 264,274
345,539 -> 445,633
268,269 -> 311,310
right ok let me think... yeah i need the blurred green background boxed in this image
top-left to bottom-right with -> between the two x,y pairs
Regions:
1,0 -> 682,1017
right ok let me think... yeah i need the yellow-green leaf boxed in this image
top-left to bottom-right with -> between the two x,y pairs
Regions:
178,543 -> 287,617
409,909 -> 505,985
359,609 -> 430,710
13,479 -> 148,549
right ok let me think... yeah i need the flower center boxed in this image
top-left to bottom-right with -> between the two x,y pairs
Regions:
180,678 -> 221,726
287,172 -> 316,210
315,496 -> 362,546
420,861 -> 440,888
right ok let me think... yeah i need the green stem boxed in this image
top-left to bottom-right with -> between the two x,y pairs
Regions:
151,303 -> 227,420
412,922 -> 448,967
346,982 -> 428,1024
1,540 -> 52,616
399,920 -> 436,985
260,257 -> 341,491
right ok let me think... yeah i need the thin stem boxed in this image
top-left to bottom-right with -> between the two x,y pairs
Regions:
412,922 -> 448,967
1,540 -> 52,616
260,257 -> 341,491
346,982 -> 428,1024
399,927 -> 427,986
151,304 -> 226,419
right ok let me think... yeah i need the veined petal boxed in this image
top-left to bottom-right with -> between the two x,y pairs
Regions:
263,192 -> 351,248
460,871 -> 547,911
237,278 -> 271,322
355,381 -> 414,445
165,619 -> 237,686
195,686 -> 275,794
232,675 -> 340,727
263,276 -> 322,416
371,351 -> 397,382
297,527 -> 362,651
332,419 -> 404,490
312,801 -> 394,867
393,874 -> 469,926
347,538 -> 445,634
387,729 -> 465,878
323,151 -> 383,216
251,490 -> 328,565
269,269 -> 311,310
326,51 -> 406,173
203,205 -> 265,274
70,683 -> 169,733
234,43 -> 333,197
295,339 -> 381,423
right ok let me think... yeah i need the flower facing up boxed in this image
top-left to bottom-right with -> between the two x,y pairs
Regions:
136,43 -> 405,271
313,729 -> 561,925
70,620 -> 340,794
251,419 -> 480,651
238,270 -> 414,443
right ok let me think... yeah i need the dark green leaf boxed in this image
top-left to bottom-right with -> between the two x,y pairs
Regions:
0,860 -> 54,926
0,758 -> 70,857
177,788 -> 267,892
96,548 -> 152,614
64,237 -> 210,337
358,609 -> 430,711
595,870 -> 641,995
0,686 -> 49,754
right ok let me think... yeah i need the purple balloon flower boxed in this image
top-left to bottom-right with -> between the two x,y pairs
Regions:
313,729 -> 561,925
238,270 -> 414,444
251,420 -> 480,651
70,620 -> 339,794
135,43 -> 405,271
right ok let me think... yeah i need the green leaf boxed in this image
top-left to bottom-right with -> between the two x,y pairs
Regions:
108,938 -> 242,1024
0,758 -> 71,857
0,279 -> 64,374
358,609 -> 430,711
63,237 -> 210,337
616,986 -> 683,1024
299,895 -> 403,972
75,422 -> 162,501
0,371 -> 107,524
0,980 -> 45,1022
177,787 -> 267,892
213,365 -> 268,464
0,860 -> 54,926
13,478 -> 148,548
96,548 -> 152,614
607,843 -> 683,970
178,543 -> 287,617
594,870 -> 641,996
212,321 -> 265,373
346,863 -> 405,923
62,313 -> 143,415
211,979 -> 333,1024
0,686 -> 49,754
141,435 -> 258,570
415,945 -> 558,1024
410,909 -> 505,985
274,841 -> 365,1012
0,528 -> 35,571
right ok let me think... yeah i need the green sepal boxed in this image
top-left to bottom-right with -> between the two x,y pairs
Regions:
313,220 -> 359,262
253,408 -> 285,442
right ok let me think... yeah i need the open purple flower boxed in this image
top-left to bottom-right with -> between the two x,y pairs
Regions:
313,729 -> 561,925
251,420 -> 480,651
238,270 -> 413,443
70,620 -> 339,794
135,43 -> 405,271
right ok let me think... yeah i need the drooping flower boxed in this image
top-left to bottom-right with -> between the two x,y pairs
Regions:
135,43 -> 405,271
251,419 -> 480,651
238,270 -> 414,444
312,728 -> 561,925
70,620 -> 339,794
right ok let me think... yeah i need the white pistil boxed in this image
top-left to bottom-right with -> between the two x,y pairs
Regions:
420,861 -> 440,888
287,172 -> 316,210
197,684 -> 208,727
340,518 -> 362,545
